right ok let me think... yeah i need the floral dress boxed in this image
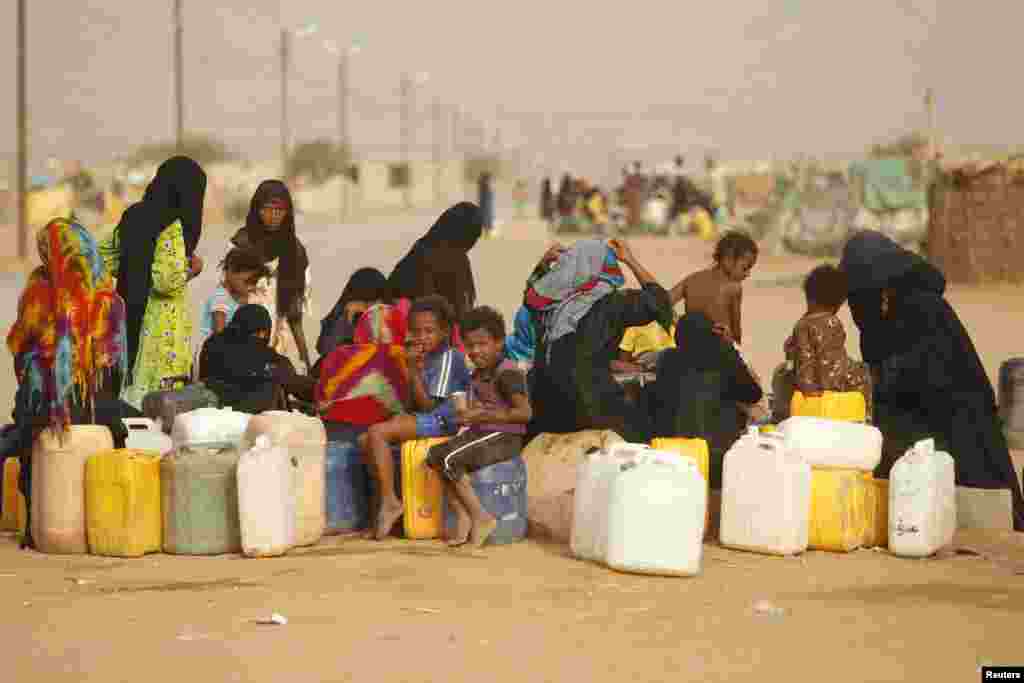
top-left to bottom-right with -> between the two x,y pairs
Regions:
102,220 -> 193,410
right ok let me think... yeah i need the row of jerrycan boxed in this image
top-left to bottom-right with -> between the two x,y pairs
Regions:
571,443 -> 707,577
721,422 -> 956,558
27,408 -> 327,558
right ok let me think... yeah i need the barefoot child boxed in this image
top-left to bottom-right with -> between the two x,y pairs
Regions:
425,306 -> 531,548
783,264 -> 873,420
669,231 -> 758,345
360,295 -> 471,540
196,248 -> 271,373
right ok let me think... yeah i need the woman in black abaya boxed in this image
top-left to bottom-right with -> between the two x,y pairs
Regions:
840,230 -> 1024,530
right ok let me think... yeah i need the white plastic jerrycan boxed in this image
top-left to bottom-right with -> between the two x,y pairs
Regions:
171,407 -> 253,450
777,416 -> 883,471
571,445 -> 650,562
237,435 -> 298,558
123,418 -> 174,455
720,428 -> 811,556
889,438 -> 956,558
604,453 -> 706,577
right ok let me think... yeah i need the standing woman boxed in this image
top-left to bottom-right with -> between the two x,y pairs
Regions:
540,177 -> 555,222
101,156 -> 206,410
388,202 -> 483,346
231,179 -> 313,373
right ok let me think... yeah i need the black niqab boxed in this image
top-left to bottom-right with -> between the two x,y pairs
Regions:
115,155 -> 206,377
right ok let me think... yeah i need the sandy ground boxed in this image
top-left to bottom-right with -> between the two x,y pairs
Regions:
2,207 -> 1023,681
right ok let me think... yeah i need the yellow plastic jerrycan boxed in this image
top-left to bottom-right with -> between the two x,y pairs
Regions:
401,438 -> 449,540
808,467 -> 868,552
85,449 -> 162,557
862,473 -> 889,549
650,437 -> 711,536
790,391 -> 866,423
2,458 -> 27,533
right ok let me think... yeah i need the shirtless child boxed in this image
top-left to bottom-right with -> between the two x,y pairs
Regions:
669,231 -> 759,345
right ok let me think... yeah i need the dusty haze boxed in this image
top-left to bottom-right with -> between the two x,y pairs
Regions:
0,1 -> 1016,177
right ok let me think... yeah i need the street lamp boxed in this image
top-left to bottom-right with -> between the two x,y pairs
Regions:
280,21 -> 318,176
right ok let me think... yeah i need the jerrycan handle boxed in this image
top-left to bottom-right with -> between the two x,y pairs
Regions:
123,417 -> 158,432
913,438 -> 936,456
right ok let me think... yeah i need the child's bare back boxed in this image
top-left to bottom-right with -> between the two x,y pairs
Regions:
671,267 -> 743,344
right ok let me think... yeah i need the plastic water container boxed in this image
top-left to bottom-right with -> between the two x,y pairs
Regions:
808,468 -> 868,552
720,429 -> 811,556
401,438 -> 449,540
889,438 -> 956,557
2,457 -> 26,533
123,418 -> 174,455
161,446 -> 242,555
777,416 -> 882,471
31,425 -> 114,554
85,449 -> 162,557
244,411 -> 327,547
790,391 -> 867,423
444,456 -> 528,545
604,454 -> 706,576
571,446 -> 648,562
171,407 -> 252,449
863,474 -> 889,548
324,428 -> 373,534
238,436 -> 298,557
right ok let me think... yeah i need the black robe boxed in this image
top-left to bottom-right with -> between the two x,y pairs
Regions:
841,230 -> 1024,531
527,283 -> 672,443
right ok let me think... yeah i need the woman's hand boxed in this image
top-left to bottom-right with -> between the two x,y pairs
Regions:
189,254 -> 204,278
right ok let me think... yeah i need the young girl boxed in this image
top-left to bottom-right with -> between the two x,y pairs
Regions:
359,296 -> 471,540
197,248 -> 271,358
425,306 -> 531,549
784,264 -> 873,419
669,231 -> 759,346
231,180 -> 313,373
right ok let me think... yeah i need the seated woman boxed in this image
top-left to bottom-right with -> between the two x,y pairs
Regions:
316,304 -> 410,438
198,304 -> 315,414
526,238 -> 672,443
5,219 -> 132,549
649,312 -> 763,489
504,243 -> 567,369
841,230 -> 1024,530
316,267 -> 392,361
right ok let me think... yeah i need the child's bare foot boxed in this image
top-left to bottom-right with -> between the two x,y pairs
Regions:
374,500 -> 404,540
447,510 -> 472,547
468,515 -> 498,549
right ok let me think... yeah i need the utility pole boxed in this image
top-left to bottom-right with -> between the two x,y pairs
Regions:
174,0 -> 184,150
17,0 -> 28,262
280,28 -> 290,177
433,95 -> 442,204
925,87 -> 936,160
400,73 -> 411,209
337,54 -> 348,221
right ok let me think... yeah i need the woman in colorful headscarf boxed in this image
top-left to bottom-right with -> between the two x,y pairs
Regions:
101,156 -> 206,410
231,179 -> 313,372
316,303 -> 410,431
841,230 -> 1024,530
6,218 -> 131,548
525,238 -> 671,443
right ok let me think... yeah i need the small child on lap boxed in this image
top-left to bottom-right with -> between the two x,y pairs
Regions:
360,295 -> 470,540
784,264 -> 872,420
425,307 -> 531,549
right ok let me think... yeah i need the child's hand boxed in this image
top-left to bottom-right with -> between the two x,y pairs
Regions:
455,406 -> 484,426
405,343 -> 425,371
712,323 -> 733,343
608,239 -> 634,264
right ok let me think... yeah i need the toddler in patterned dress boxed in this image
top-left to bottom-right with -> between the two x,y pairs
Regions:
784,264 -> 873,420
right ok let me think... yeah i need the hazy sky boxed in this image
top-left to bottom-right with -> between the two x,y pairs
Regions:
0,1 -> 1017,177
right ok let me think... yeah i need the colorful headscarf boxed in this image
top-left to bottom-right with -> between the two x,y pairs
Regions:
524,239 -> 625,361
317,304 -> 410,426
7,218 -> 127,432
